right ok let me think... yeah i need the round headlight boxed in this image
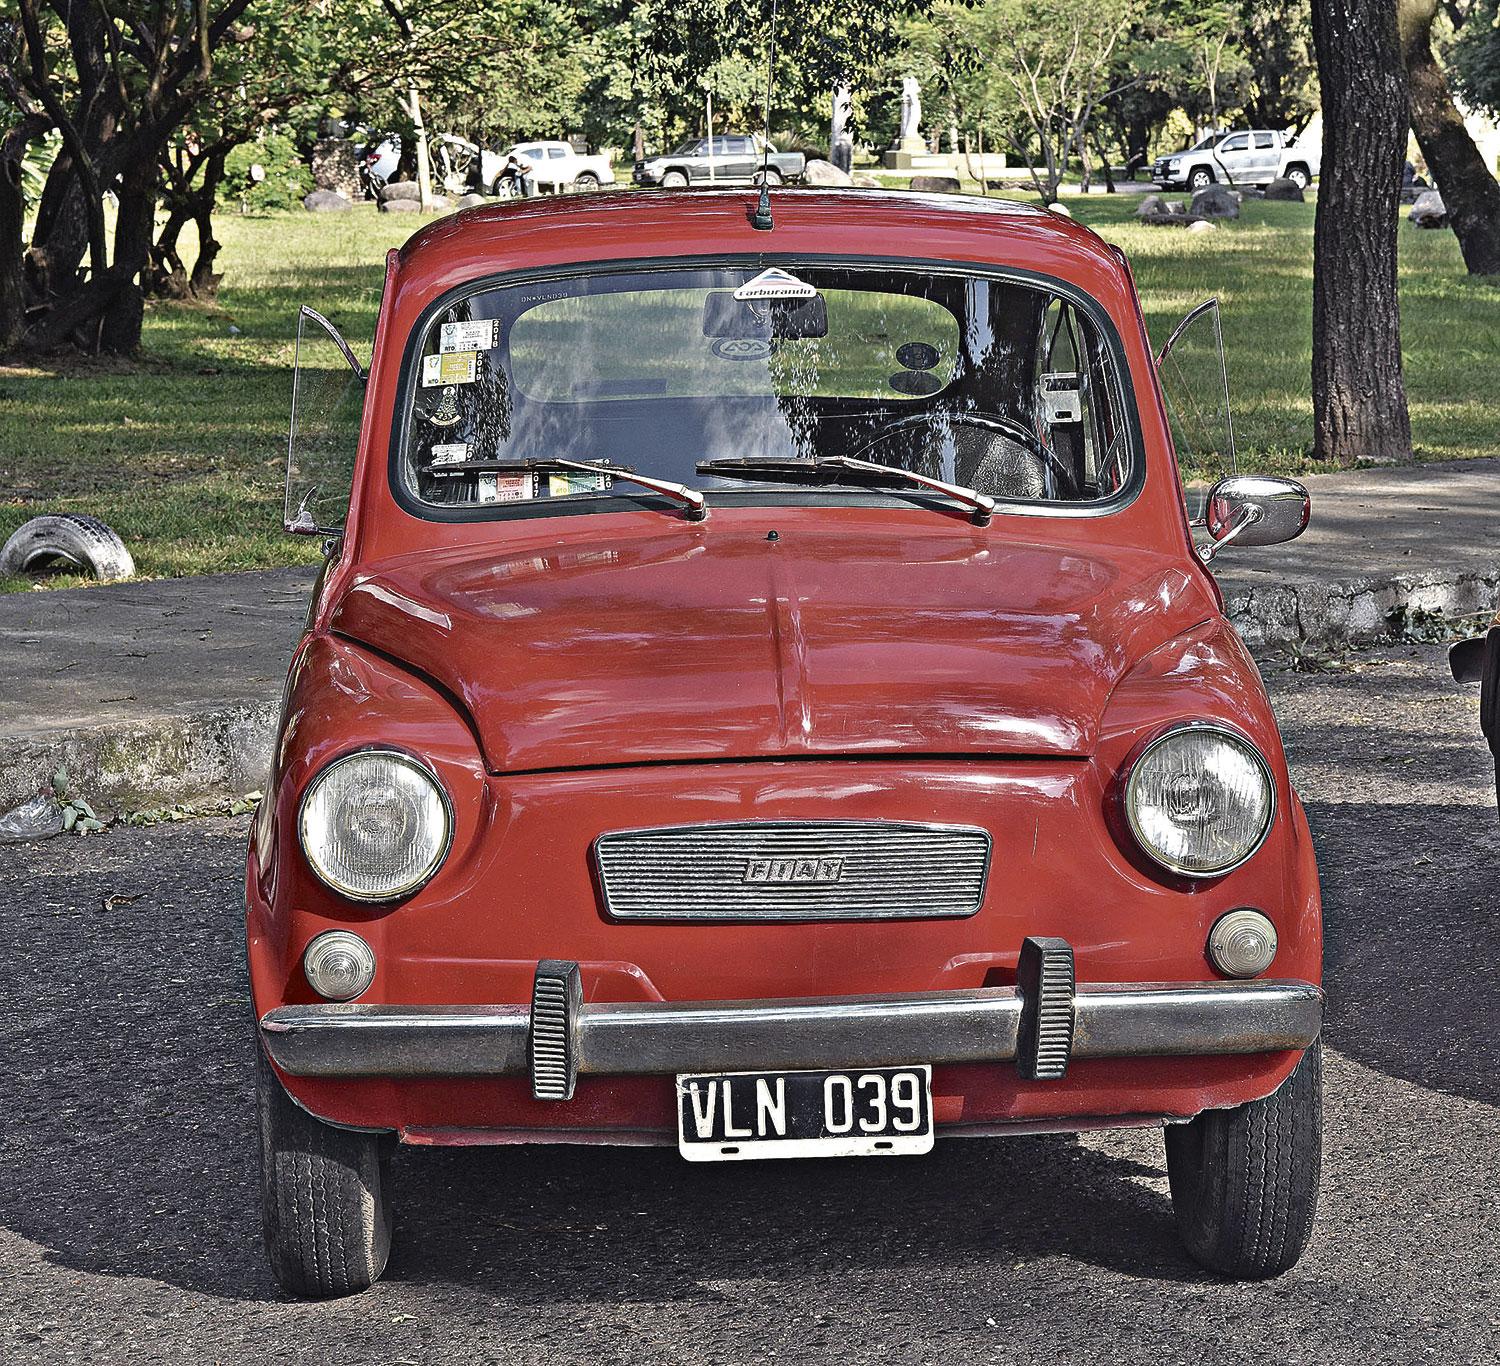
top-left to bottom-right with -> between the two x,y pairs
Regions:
299,750 -> 451,901
1124,725 -> 1274,877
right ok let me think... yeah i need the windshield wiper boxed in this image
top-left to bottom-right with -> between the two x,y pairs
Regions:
697,455 -> 995,526
462,458 -> 706,522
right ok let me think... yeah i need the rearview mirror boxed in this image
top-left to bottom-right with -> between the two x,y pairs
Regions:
1200,475 -> 1310,563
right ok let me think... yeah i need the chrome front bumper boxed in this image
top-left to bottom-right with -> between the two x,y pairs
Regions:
260,940 -> 1322,1097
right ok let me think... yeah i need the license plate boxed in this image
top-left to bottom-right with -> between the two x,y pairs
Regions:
676,1066 -> 934,1161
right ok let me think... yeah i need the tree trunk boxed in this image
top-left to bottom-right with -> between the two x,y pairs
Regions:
1310,0 -> 1414,466
1400,0 -> 1500,276
98,158 -> 157,353
188,149 -> 228,298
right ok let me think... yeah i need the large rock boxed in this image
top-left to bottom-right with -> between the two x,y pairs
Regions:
803,158 -> 852,187
1136,194 -> 1166,218
1047,202 -> 1073,218
378,197 -> 421,213
851,172 -> 882,188
302,189 -> 351,213
1186,219 -> 1217,234
909,174 -> 961,194
1264,177 -> 1304,202
1410,190 -> 1448,227
454,192 -> 487,208
1190,184 -> 1241,219
426,195 -> 450,212
378,180 -> 422,203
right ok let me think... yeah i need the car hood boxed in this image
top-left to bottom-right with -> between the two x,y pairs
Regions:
330,520 -> 1216,773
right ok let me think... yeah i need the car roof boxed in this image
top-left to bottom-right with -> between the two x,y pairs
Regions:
393,188 -> 1132,308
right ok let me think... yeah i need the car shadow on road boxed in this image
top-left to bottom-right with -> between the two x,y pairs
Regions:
380,1129 -> 1206,1301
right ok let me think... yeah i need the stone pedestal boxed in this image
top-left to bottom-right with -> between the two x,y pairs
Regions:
311,138 -> 362,202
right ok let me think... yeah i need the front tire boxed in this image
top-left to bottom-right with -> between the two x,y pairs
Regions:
1165,1041 -> 1321,1279
1189,167 -> 1214,191
660,169 -> 689,188
257,1047 -> 393,1297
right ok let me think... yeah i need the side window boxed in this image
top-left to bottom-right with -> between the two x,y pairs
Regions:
285,306 -> 367,535
1220,134 -> 1249,152
547,145 -> 567,159
1037,298 -> 1124,498
1253,132 -> 1275,150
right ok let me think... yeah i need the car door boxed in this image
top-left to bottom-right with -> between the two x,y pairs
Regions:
1214,133 -> 1252,185
1251,132 -> 1279,184
545,143 -> 570,186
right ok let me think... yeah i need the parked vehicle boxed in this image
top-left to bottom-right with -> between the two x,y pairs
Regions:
1449,627 -> 1500,811
261,189 -> 1323,1297
634,133 -> 806,187
1153,129 -> 1320,192
358,132 -> 502,198
504,139 -> 615,191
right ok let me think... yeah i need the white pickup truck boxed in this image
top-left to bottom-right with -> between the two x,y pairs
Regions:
500,140 -> 616,191
1152,130 -> 1320,192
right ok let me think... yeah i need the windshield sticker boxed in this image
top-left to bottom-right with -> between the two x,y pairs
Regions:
547,471 -> 613,496
430,442 -> 470,467
423,385 -> 463,427
476,472 -> 536,503
733,267 -> 818,302
440,319 -> 499,353
423,351 -> 478,387
711,337 -> 773,361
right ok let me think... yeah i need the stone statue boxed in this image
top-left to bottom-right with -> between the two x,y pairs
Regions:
899,77 -> 922,149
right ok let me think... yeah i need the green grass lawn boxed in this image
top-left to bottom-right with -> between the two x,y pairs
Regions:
3,193 -> 1498,590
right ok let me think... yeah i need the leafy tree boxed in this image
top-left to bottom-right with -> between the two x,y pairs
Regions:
1452,0 -> 1500,114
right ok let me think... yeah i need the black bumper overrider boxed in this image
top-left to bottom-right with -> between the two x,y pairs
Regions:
260,938 -> 1323,1100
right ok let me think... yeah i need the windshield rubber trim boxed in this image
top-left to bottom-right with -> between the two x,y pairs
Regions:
385,252 -> 1147,526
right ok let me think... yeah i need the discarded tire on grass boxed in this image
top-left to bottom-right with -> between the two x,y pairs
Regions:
0,514 -> 136,581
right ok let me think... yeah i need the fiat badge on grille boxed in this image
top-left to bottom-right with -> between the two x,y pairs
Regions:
743,857 -> 845,884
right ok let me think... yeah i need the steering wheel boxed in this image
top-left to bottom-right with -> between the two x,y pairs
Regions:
851,412 -> 1080,500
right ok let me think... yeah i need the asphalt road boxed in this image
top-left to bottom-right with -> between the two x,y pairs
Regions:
2,643 -> 1498,1364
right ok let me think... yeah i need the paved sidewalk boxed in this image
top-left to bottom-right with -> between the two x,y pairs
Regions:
1,459 -> 1494,809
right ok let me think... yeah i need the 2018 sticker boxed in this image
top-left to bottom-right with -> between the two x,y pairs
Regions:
423,351 -> 478,387
440,320 -> 499,353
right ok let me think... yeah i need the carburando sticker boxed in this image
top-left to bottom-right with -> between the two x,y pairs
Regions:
423,351 -> 479,387
733,267 -> 819,301
440,319 -> 500,353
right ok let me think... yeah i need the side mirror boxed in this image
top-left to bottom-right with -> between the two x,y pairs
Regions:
1200,474 -> 1310,563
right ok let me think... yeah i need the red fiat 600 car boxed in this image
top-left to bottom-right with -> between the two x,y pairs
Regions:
251,189 -> 1321,1296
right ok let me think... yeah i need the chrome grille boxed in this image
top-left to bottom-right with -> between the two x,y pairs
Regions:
594,821 -> 990,922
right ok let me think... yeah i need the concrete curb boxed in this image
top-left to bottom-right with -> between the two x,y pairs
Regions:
1,702 -> 278,815
1224,569 -> 1500,652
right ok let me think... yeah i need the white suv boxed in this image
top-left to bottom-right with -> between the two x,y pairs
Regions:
1153,130 -> 1319,192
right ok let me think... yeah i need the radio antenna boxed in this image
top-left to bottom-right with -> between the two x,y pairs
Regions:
750,0 -> 780,231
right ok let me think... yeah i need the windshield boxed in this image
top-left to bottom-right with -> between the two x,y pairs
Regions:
396,263 -> 1133,514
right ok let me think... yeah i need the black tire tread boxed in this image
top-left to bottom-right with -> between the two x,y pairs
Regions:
257,1047 -> 391,1296
1165,1041 -> 1321,1279
0,513 -> 135,581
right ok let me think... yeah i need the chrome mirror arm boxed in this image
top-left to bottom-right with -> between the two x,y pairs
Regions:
1198,502 -> 1263,563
